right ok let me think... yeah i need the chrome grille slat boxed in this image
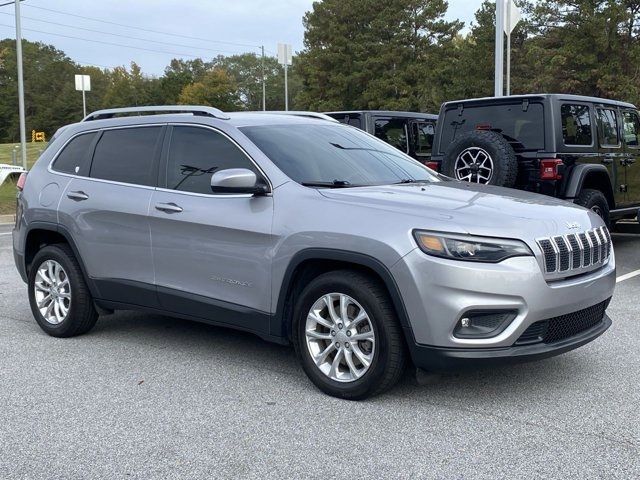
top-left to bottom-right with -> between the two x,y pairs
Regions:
537,227 -> 611,278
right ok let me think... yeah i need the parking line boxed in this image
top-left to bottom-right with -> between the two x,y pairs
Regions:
617,269 -> 640,283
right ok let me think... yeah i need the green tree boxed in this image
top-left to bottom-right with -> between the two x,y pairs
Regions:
102,62 -> 160,107
177,68 -> 241,110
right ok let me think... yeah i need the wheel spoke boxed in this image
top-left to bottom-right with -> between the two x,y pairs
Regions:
306,329 -> 332,341
314,342 -> 335,365
339,294 -> 349,322
328,349 -> 344,378
308,310 -> 332,329
352,344 -> 372,368
344,349 -> 361,379
36,270 -> 51,286
323,295 -> 340,324
350,330 -> 374,342
47,261 -> 55,285
37,294 -> 52,308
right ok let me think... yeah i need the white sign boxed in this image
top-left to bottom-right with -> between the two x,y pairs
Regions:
74,74 -> 91,92
503,0 -> 521,34
277,43 -> 293,66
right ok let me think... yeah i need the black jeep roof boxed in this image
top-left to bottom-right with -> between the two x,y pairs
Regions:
441,94 -> 636,110
325,110 -> 438,120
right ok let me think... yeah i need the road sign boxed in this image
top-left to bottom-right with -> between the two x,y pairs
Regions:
503,0 -> 521,34
74,74 -> 91,91
277,43 -> 292,66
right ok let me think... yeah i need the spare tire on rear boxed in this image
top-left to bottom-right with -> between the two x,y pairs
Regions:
441,130 -> 518,187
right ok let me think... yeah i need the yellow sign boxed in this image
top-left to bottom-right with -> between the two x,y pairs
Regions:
31,130 -> 46,142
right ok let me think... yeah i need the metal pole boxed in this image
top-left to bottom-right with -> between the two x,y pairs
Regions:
284,64 -> 288,111
506,0 -> 511,96
494,0 -> 504,97
81,76 -> 87,117
15,0 -> 27,169
261,45 -> 266,111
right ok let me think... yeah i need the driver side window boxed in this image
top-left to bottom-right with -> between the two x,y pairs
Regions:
166,126 -> 258,195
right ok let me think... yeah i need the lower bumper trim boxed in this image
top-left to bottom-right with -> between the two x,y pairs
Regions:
409,314 -> 611,371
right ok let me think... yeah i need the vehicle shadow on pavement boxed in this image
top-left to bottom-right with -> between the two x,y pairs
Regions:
87,310 -> 602,403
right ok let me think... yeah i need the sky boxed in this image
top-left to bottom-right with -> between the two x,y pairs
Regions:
0,0 -> 486,76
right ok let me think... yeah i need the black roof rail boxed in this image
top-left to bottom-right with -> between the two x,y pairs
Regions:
82,105 -> 230,122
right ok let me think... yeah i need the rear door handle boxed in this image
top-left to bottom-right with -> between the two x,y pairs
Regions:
601,157 -> 614,165
155,202 -> 183,214
67,190 -> 89,201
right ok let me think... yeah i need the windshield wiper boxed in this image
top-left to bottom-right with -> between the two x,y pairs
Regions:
301,180 -> 358,188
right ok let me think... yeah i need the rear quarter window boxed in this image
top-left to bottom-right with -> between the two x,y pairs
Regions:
51,132 -> 97,176
561,104 -> 592,146
440,102 -> 545,151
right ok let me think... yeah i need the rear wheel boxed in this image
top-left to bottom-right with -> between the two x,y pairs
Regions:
575,189 -> 610,227
28,244 -> 98,337
293,270 -> 406,400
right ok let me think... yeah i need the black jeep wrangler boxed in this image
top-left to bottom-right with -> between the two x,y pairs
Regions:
431,94 -> 640,225
325,110 -> 438,166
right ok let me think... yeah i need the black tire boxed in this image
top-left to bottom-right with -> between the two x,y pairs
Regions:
293,270 -> 407,400
441,130 -> 518,187
575,189 -> 610,227
28,244 -> 98,337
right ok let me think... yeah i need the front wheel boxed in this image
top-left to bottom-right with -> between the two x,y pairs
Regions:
293,270 -> 406,400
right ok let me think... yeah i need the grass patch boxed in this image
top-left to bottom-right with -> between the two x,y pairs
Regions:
0,142 -> 47,169
0,180 -> 18,216
0,142 -> 48,216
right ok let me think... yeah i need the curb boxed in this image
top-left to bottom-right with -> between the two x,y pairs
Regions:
0,214 -> 15,224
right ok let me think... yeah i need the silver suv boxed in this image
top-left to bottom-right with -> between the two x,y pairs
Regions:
12,106 -> 616,399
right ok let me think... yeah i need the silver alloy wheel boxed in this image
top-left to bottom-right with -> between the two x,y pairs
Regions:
454,147 -> 494,184
34,259 -> 71,325
305,293 -> 375,383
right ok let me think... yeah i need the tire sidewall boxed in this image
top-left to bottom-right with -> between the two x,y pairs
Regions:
28,245 -> 81,336
576,189 -> 611,227
443,131 -> 517,187
293,275 -> 394,399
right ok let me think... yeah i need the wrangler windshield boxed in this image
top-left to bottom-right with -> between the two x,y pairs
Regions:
240,123 -> 439,187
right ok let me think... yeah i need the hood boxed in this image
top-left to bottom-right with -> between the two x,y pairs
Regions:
318,181 -> 602,241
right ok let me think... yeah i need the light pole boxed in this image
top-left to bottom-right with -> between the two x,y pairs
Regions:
1,0 -> 27,169
494,0 -> 504,97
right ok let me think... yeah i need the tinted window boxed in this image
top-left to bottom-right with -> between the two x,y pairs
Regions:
412,122 -> 435,156
374,118 -> 408,152
596,109 -> 620,146
329,114 -> 362,129
241,123 -> 439,186
622,111 -> 640,147
90,127 -> 162,186
52,132 -> 97,175
561,104 -> 592,146
166,126 -> 257,194
441,103 -> 544,150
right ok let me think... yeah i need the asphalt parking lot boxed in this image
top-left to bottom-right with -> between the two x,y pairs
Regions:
1,222 -> 639,479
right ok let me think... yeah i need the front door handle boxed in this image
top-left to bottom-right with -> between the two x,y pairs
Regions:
601,157 -> 614,165
67,190 -> 89,201
155,202 -> 183,214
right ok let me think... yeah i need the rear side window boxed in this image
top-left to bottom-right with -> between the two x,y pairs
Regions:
374,118 -> 408,152
90,127 -> 162,186
165,126 -> 258,195
52,132 -> 97,176
561,104 -> 592,146
440,102 -> 544,151
622,111 -> 640,147
596,109 -> 620,147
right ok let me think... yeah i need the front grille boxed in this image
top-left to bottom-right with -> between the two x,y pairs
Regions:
537,227 -> 611,277
515,300 -> 608,345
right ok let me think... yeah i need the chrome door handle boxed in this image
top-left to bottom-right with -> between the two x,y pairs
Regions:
67,190 -> 89,201
601,157 -> 613,165
155,202 -> 183,213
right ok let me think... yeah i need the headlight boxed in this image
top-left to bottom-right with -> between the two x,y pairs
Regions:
413,230 -> 533,263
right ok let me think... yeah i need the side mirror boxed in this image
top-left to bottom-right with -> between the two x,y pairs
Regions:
210,168 -> 269,195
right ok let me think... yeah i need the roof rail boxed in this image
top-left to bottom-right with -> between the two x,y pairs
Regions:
82,105 -> 230,122
245,111 -> 339,122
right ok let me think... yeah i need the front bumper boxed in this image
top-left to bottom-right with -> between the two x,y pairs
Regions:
409,314 -> 611,371
391,247 -> 615,367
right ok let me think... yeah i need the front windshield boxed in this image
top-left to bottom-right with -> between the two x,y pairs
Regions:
240,123 -> 440,187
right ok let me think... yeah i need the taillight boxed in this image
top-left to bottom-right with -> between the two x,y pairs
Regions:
16,172 -> 28,191
540,159 -> 563,180
425,161 -> 439,171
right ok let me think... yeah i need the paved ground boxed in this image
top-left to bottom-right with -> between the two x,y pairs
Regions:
1,222 -> 639,479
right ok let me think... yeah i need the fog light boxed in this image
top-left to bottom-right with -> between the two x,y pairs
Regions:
454,311 -> 518,339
